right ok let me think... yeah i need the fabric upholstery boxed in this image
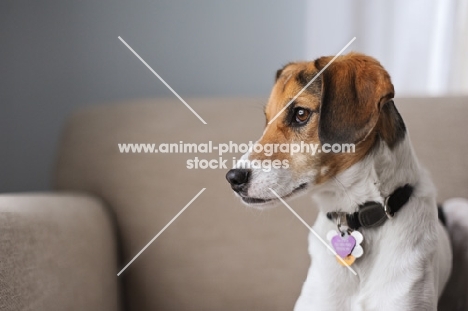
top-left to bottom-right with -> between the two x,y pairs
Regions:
0,193 -> 122,311
397,97 -> 468,201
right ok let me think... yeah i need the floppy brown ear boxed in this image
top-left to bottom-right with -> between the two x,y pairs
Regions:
316,54 -> 394,144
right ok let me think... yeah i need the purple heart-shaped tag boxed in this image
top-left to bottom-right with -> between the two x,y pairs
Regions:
331,234 -> 356,258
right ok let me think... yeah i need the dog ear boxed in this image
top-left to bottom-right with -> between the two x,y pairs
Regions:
275,62 -> 295,82
275,68 -> 284,81
316,54 -> 394,145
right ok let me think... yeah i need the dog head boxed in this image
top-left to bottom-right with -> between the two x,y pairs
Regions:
226,53 -> 405,207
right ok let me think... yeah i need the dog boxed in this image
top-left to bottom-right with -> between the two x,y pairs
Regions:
226,53 -> 453,310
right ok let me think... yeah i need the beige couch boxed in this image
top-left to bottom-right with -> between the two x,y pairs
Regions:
1,97 -> 467,310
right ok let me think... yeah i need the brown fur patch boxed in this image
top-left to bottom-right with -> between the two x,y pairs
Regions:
253,53 -> 405,185
316,53 -> 395,145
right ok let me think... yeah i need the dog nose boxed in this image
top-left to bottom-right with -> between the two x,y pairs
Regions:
226,169 -> 250,192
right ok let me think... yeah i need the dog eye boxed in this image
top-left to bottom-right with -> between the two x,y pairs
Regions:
292,107 -> 311,125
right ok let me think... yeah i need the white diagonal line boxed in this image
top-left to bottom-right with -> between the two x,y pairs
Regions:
269,188 -> 357,276
268,37 -> 356,125
118,36 -> 207,125
117,188 -> 206,276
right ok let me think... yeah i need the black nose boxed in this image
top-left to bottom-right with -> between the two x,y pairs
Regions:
226,169 -> 250,193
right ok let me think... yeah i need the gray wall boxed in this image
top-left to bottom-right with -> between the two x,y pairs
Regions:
1,1 -> 306,192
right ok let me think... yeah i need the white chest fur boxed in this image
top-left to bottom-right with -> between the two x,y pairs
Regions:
294,138 -> 452,311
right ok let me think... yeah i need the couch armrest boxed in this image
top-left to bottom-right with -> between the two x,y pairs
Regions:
0,193 -> 121,311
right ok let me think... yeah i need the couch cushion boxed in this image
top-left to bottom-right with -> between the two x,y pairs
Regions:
0,193 -> 121,311
396,97 -> 468,201
54,97 -> 468,310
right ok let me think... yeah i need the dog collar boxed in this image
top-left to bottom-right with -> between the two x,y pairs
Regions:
326,184 -> 414,230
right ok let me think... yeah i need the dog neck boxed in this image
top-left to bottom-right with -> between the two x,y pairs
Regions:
311,135 -> 422,214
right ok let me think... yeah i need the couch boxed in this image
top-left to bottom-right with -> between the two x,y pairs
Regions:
1,97 -> 467,310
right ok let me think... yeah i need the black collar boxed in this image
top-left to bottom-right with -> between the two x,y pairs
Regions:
326,184 -> 414,230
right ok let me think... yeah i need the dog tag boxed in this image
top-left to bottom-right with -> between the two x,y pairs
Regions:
331,233 -> 356,258
336,255 -> 355,266
350,231 -> 364,258
327,230 -> 364,265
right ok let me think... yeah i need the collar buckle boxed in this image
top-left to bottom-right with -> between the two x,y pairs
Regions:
383,196 -> 394,219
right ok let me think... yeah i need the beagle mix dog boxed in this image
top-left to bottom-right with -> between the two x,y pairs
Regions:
226,53 -> 452,310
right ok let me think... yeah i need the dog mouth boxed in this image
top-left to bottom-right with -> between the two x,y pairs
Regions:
241,183 -> 309,205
